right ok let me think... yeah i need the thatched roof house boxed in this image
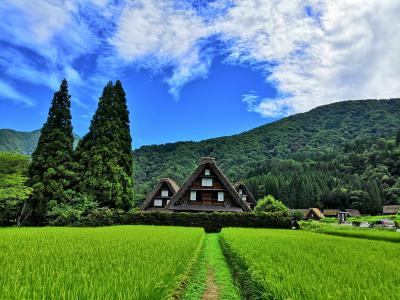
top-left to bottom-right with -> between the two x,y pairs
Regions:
166,157 -> 251,212
234,182 -> 257,209
141,178 -> 180,211
322,209 -> 339,217
305,208 -> 324,220
345,209 -> 361,217
382,205 -> 400,215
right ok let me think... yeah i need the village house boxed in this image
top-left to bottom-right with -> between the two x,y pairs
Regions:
322,209 -> 339,218
142,157 -> 252,213
382,205 -> 400,215
141,178 -> 180,211
234,182 -> 257,209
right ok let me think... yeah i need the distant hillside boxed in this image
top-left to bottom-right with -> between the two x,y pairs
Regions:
0,129 -> 80,155
133,99 -> 400,197
2,99 -> 400,201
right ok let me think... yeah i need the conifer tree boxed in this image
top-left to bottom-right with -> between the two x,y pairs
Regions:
76,81 -> 133,210
27,79 -> 75,225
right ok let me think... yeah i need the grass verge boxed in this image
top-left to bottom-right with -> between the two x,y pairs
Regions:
301,220 -> 400,243
182,233 -> 241,300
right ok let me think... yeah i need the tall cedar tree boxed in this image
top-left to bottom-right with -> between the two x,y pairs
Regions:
27,79 -> 75,225
76,81 -> 133,210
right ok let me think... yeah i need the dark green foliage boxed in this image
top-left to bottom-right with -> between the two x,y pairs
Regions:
0,129 -> 80,154
0,153 -> 32,226
27,79 -> 75,225
133,99 -> 400,206
75,81 -> 133,210
254,195 -> 288,213
122,211 -> 291,229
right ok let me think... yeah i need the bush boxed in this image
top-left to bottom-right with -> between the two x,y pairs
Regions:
123,211 -> 291,230
80,208 -> 125,227
290,210 -> 305,221
254,195 -> 288,213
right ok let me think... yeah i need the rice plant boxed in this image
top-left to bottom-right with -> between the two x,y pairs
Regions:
221,228 -> 400,300
0,226 -> 204,299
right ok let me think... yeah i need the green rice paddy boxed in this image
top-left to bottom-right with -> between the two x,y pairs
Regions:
1,226 -> 399,299
221,228 -> 400,300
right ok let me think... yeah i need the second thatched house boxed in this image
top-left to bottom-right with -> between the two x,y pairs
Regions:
141,178 -> 180,211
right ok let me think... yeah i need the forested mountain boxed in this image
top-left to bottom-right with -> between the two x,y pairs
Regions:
0,129 -> 80,154
2,99 -> 400,210
134,99 -> 400,208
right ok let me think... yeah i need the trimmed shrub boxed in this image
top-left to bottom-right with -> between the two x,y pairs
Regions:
123,211 -> 291,230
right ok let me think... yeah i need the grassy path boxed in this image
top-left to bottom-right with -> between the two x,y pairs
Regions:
182,233 -> 241,300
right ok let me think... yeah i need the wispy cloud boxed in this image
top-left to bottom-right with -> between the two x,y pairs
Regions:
1,0 -> 400,117
0,79 -> 35,106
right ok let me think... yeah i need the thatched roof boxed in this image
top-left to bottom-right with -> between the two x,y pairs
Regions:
167,157 -> 251,212
171,205 -> 244,212
306,208 -> 324,219
289,209 -> 309,217
383,205 -> 400,214
322,209 -> 339,217
345,209 -> 361,217
141,178 -> 180,210
234,182 -> 257,207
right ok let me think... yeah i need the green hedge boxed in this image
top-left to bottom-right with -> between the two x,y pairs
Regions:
75,210 -> 291,231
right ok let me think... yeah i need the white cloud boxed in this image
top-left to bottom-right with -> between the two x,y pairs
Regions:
109,0 -> 214,97
0,80 -> 35,106
1,0 -> 400,115
218,0 -> 400,116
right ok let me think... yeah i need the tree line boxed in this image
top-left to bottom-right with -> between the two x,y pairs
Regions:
245,135 -> 400,214
24,79 -> 133,225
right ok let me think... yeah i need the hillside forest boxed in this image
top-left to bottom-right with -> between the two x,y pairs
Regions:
1,78 -> 400,225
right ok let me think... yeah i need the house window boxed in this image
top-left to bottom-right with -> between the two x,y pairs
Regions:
161,189 -> 168,197
238,189 -> 243,195
218,192 -> 224,202
167,199 -> 170,205
241,195 -> 247,201
154,199 -> 163,207
202,178 -> 213,187
190,191 -> 197,201
205,169 -> 210,176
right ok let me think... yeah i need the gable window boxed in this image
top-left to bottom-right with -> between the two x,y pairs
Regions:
218,192 -> 224,202
238,189 -> 243,195
154,199 -> 163,207
202,178 -> 213,187
204,169 -> 211,176
241,195 -> 247,201
161,189 -> 169,197
190,191 -> 197,201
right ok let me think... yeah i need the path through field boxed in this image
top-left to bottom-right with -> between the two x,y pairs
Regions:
182,233 -> 241,300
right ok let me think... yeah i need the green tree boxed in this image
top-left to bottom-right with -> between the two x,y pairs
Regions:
254,195 -> 288,213
0,153 -> 32,226
27,79 -> 75,225
76,81 -> 133,210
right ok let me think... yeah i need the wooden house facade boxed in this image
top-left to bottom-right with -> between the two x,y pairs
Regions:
160,157 -> 252,212
141,178 -> 180,211
234,182 -> 257,209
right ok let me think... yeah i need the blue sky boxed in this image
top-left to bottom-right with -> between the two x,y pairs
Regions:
1,1 -> 399,148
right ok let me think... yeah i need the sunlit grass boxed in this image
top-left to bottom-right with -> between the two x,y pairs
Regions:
221,228 -> 400,300
0,226 -> 204,299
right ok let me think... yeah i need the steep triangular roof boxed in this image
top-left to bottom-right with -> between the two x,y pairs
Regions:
141,178 -> 180,210
306,208 -> 324,219
234,182 -> 257,207
167,157 -> 251,212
